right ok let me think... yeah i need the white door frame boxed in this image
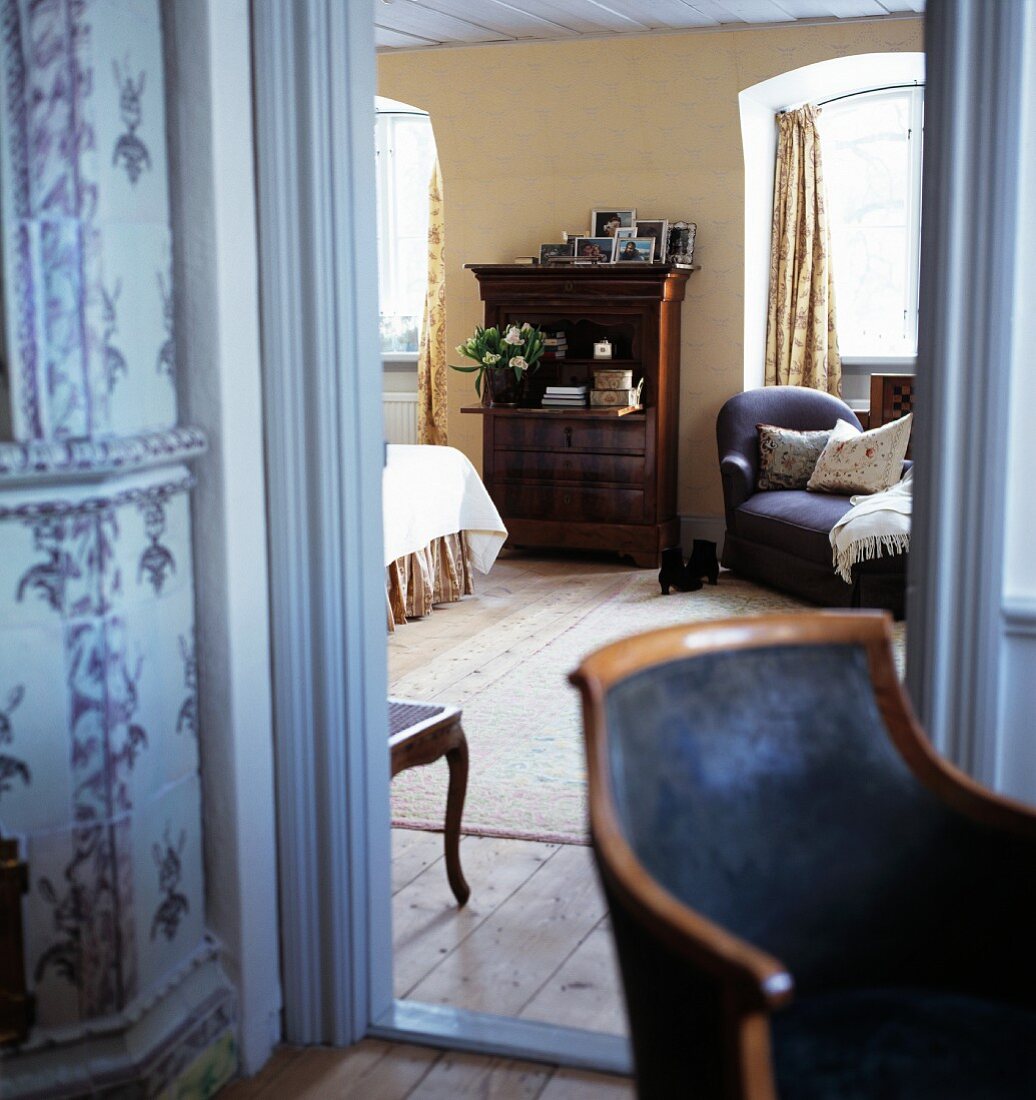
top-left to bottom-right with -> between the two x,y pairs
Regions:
906,0 -> 1033,789
251,0 -> 629,1071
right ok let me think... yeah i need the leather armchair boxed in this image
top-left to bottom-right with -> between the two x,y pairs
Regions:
571,613 -> 1036,1099
716,387 -> 906,615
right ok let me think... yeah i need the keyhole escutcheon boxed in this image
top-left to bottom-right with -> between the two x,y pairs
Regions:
564,426 -> 573,447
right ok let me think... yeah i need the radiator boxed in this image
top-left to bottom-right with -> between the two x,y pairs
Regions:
383,392 -> 419,444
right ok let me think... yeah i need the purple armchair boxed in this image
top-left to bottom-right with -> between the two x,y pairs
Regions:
716,387 -> 907,616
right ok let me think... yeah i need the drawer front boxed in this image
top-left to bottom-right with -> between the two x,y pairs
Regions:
495,449 -> 644,485
493,416 -> 646,454
493,481 -> 645,524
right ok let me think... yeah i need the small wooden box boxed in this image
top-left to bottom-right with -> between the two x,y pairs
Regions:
591,388 -> 640,407
594,368 -> 633,390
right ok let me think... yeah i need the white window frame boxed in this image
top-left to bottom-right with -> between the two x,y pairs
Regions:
375,109 -> 433,363
822,84 -> 925,374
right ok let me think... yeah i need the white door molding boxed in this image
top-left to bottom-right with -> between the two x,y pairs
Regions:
907,0 -> 1032,786
251,0 -> 393,1043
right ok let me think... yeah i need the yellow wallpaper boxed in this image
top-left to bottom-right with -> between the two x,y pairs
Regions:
378,17 -> 923,518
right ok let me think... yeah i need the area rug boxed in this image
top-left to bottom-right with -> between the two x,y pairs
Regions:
390,572 -> 906,845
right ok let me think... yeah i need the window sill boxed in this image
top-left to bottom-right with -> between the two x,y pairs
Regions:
383,354 -> 419,371
841,356 -> 917,373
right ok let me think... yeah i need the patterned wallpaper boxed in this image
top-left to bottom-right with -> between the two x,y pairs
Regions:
378,17 -> 923,518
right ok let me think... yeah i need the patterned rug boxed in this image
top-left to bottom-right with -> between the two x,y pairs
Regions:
390,571 -> 906,845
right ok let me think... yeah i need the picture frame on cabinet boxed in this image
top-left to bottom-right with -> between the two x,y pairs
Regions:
634,219 -> 668,261
591,208 -> 636,237
614,238 -> 655,263
573,237 -> 616,263
540,242 -> 574,263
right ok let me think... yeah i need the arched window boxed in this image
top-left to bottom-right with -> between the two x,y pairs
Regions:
375,98 -> 436,355
819,85 -> 924,359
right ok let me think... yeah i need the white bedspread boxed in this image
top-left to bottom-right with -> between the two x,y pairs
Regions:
383,444 -> 507,573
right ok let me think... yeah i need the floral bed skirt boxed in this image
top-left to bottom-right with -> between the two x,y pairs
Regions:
386,531 -> 473,630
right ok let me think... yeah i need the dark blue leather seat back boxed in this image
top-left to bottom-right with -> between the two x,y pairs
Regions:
603,642 -> 1022,996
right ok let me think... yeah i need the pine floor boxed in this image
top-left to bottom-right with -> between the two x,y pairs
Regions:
388,551 -> 633,1035
220,1041 -> 633,1098
225,552 -> 640,1097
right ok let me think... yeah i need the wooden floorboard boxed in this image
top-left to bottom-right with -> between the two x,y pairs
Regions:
221,1045 -> 634,1099
408,1050 -> 553,1098
406,844 -> 607,1018
519,922 -> 627,1035
221,555 -> 637,1098
393,833 -> 559,999
389,551 -> 630,1036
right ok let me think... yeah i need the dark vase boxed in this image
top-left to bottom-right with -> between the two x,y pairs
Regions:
487,368 -> 522,407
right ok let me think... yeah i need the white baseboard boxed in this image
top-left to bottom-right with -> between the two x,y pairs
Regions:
679,514 -> 726,555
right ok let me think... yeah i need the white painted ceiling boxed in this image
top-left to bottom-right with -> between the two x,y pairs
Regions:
374,0 -> 925,51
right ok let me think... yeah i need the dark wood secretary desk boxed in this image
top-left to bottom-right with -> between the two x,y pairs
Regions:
462,264 -> 690,568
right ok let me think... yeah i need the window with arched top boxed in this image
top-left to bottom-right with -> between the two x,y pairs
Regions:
819,86 -> 924,359
375,98 -> 436,356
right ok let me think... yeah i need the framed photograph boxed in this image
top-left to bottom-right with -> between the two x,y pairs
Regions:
591,208 -> 637,238
634,219 -> 668,262
667,221 -> 697,267
573,237 -> 617,263
540,242 -> 574,263
615,226 -> 636,241
562,230 -> 589,243
614,237 -> 655,263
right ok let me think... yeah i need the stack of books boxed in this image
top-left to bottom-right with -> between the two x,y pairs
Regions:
541,332 -> 568,360
541,384 -> 589,408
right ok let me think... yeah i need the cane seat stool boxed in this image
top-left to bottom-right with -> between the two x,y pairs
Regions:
388,698 -> 471,906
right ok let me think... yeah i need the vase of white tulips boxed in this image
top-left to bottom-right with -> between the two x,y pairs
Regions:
451,322 -> 545,407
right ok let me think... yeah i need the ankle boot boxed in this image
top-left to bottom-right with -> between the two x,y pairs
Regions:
685,539 -> 719,586
658,546 -> 703,595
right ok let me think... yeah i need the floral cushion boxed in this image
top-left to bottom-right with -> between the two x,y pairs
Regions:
757,424 -> 834,490
807,414 -> 912,495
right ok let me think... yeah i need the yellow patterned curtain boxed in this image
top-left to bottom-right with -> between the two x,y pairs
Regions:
764,104 -> 842,395
417,158 -> 448,445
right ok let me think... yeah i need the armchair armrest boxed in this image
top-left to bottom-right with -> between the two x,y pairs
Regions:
720,453 -> 755,520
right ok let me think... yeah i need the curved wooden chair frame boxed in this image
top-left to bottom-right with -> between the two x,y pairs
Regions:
570,611 -> 1036,1099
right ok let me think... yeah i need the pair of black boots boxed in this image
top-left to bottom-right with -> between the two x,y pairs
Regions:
658,540 -> 719,595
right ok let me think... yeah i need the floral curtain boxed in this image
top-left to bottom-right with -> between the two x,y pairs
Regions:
764,104 -> 842,395
417,157 -> 448,445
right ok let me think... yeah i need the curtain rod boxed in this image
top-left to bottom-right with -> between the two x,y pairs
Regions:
780,81 -> 924,114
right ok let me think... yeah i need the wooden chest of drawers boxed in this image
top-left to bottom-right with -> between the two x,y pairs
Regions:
462,265 -> 689,567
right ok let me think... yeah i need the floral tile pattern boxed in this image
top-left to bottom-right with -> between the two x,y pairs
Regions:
0,468 -> 204,1027
0,0 -> 227,1086
0,0 -> 175,442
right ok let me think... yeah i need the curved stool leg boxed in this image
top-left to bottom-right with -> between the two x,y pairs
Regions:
444,728 -> 471,907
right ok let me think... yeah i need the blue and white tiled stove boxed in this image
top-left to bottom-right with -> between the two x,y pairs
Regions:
0,0 -> 235,1095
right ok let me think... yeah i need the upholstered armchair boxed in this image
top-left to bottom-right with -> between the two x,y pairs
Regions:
571,614 -> 1036,1099
717,387 -> 907,615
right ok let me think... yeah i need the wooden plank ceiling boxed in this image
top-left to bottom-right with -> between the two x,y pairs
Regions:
375,0 -> 925,51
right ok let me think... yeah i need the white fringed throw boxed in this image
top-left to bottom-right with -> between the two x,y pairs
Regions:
830,469 -> 912,583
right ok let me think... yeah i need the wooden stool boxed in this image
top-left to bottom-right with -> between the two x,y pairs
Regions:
388,698 -> 471,907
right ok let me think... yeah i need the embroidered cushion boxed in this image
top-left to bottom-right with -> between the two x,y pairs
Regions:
756,424 -> 834,490
807,414 -> 912,495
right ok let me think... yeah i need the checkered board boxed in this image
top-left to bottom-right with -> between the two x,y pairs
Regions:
885,379 -> 914,419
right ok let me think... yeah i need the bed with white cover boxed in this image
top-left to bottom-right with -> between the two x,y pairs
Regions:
383,444 -> 507,628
